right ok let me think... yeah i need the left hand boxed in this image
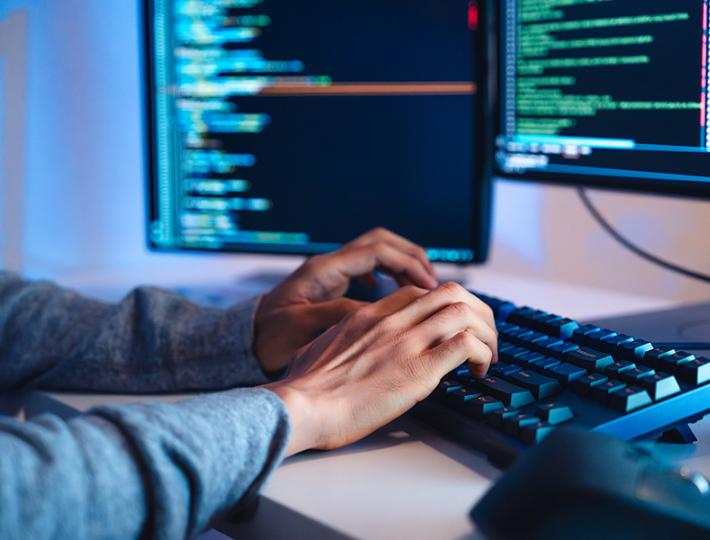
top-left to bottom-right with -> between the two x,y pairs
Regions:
254,228 -> 438,374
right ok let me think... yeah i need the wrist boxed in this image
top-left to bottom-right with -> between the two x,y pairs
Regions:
265,381 -> 322,457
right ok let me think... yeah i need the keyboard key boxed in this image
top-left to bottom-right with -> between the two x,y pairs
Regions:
497,341 -> 517,353
566,347 -> 614,370
531,356 -> 561,370
499,346 -> 529,364
598,333 -> 634,353
507,307 -> 539,328
545,318 -> 580,339
474,377 -> 535,408
677,357 -> 710,386
504,413 -> 541,436
609,386 -> 652,412
643,347 -> 676,369
604,360 -> 636,376
591,379 -> 627,402
517,331 -> 548,346
530,336 -> 564,354
447,387 -> 482,408
570,324 -> 601,345
520,422 -> 556,445
487,406 -> 521,428
548,362 -> 587,383
547,342 -> 580,359
465,395 -> 504,417
516,351 -> 546,366
572,373 -> 608,396
617,339 -> 654,361
584,328 -> 617,346
638,372 -> 681,400
535,403 -> 574,425
489,362 -> 523,377
656,351 -> 696,373
508,370 -> 561,399
435,379 -> 463,397
619,366 -> 655,383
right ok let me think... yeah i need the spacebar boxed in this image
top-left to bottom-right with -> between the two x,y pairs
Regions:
474,376 -> 535,408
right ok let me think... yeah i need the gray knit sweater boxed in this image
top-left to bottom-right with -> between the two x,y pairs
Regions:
0,271 -> 290,539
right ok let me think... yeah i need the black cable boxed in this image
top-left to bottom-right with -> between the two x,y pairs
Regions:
577,188 -> 710,284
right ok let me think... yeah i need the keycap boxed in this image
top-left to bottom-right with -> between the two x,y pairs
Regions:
584,329 -> 617,349
520,422 -> 556,445
465,395 -> 504,417
517,331 -> 548,347
566,347 -> 614,370
499,346 -> 529,364
638,372 -> 681,400
504,413 -> 541,436
591,379 -> 627,402
487,406 -> 521,427
508,370 -> 561,399
548,362 -> 587,383
515,352 -> 546,367
535,403 -> 574,425
435,379 -> 463,397
617,339 -> 654,361
572,373 -> 608,396
656,351 -> 696,373
506,306 -> 538,327
530,336 -> 564,354
531,356 -> 561,370
609,386 -> 652,412
490,362 -> 523,377
643,347 -> 676,369
498,341 -> 516,353
677,357 -> 710,386
598,333 -> 634,353
619,366 -> 655,383
474,377 -> 535,408
447,387 -> 483,408
545,318 -> 580,339
547,342 -> 580,359
570,324 -> 601,345
604,360 -> 636,376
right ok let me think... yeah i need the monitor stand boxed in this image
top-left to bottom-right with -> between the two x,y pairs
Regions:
589,301 -> 710,444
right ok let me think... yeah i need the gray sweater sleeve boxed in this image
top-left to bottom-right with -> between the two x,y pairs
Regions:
0,388 -> 291,540
0,271 -> 271,392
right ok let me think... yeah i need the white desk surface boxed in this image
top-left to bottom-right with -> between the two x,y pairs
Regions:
37,260 -> 710,539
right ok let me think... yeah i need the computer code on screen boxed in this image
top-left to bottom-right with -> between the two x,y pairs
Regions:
147,0 -> 478,261
497,0 -> 710,187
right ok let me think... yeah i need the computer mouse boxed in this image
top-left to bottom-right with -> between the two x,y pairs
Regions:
471,429 -> 710,540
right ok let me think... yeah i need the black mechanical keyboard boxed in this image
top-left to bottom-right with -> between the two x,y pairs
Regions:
412,291 -> 710,467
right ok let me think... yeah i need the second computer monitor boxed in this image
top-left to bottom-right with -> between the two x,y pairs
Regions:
144,0 -> 492,262
493,0 -> 710,198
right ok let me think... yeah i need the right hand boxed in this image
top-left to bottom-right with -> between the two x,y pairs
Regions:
265,282 -> 497,456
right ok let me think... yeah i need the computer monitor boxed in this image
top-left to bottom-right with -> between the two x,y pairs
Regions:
143,0 -> 493,263
490,0 -> 710,199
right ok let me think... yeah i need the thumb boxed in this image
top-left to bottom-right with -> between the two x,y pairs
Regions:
303,298 -> 367,330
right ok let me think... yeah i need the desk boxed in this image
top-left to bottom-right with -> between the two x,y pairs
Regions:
23,263 -> 710,539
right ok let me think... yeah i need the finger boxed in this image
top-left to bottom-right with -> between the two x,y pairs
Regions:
394,282 -> 496,336
364,285 -> 429,319
334,242 -> 438,290
346,227 -> 437,279
303,298 -> 367,330
424,330 -> 493,382
412,302 -> 498,362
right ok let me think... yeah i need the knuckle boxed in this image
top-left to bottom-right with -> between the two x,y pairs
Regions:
400,284 -> 426,298
445,301 -> 472,320
439,281 -> 466,298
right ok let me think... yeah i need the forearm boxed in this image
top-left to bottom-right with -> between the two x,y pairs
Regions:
0,272 -> 270,392
0,388 -> 290,540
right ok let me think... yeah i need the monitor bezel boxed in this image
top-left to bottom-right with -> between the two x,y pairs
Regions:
141,0 -> 494,263
486,0 -> 710,201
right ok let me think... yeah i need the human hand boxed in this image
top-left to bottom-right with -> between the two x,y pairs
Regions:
254,228 -> 438,374
264,282 -> 497,456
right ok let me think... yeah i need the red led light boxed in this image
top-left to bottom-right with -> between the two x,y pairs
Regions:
468,1 -> 479,31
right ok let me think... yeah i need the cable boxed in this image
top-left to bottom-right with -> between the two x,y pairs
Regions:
577,188 -> 710,284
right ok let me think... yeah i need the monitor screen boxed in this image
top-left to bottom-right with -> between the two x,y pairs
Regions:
143,0 -> 492,263
493,0 -> 710,198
